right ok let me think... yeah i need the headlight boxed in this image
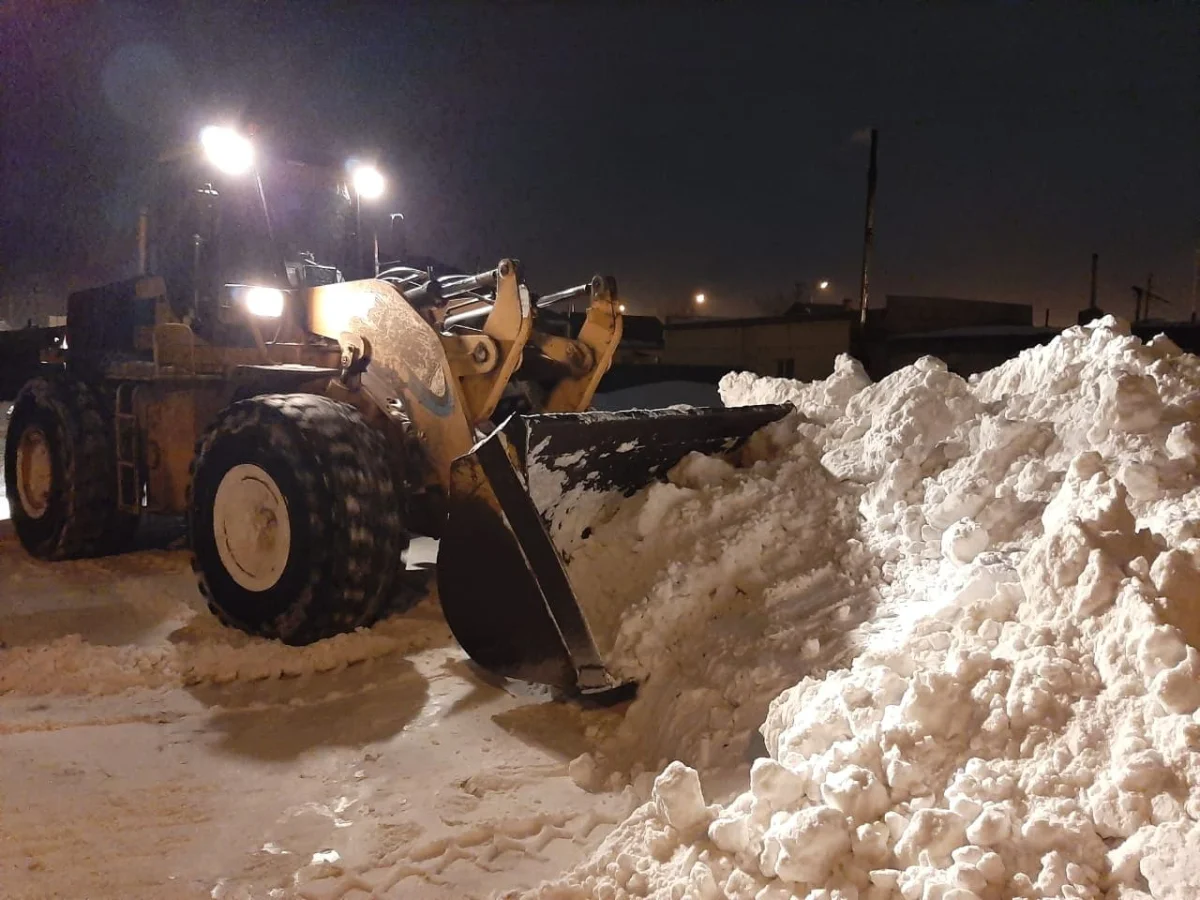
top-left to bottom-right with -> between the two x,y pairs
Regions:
351,164 -> 385,200
200,125 -> 255,176
243,286 -> 286,318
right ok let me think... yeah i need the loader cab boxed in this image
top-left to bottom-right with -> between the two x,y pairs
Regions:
148,145 -> 357,341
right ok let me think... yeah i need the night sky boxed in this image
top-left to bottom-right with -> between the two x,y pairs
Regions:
2,1 -> 1197,322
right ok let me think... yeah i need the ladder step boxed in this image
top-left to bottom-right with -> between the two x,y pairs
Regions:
114,386 -> 140,513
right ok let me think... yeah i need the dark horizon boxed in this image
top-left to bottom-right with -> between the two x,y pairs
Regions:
2,1 -> 1197,324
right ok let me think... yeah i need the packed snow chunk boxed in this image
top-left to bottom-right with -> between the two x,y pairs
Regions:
1139,818 -> 1200,900
851,821 -> 891,868
1090,370 -> 1164,439
569,752 -> 601,790
1150,544 -> 1200,651
634,481 -> 692,538
964,804 -> 1012,847
651,762 -> 711,839
669,451 -> 737,489
819,765 -> 889,825
759,806 -> 851,885
886,669 -> 976,745
1149,646 -> 1200,715
893,808 -> 968,867
1020,452 -> 1161,619
819,356 -> 981,486
749,757 -> 810,813
719,353 -> 870,425
1165,421 -> 1200,461
941,518 -> 990,565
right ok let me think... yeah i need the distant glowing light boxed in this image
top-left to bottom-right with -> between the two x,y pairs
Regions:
244,286 -> 285,318
694,293 -> 706,305
618,303 -> 626,313
818,280 -> 830,290
352,164 -> 386,200
200,125 -> 255,176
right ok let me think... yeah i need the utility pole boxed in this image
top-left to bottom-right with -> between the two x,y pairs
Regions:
858,128 -> 878,326
1192,243 -> 1199,323
1132,275 -> 1148,322
1078,252 -> 1104,326
137,208 -> 149,276
1089,252 -> 1098,309
1133,273 -> 1169,323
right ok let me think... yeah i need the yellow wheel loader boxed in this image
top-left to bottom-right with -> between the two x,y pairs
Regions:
3,127 -> 789,693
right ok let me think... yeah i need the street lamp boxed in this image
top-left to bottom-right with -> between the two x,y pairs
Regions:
618,303 -> 627,313
349,163 -> 387,277
351,164 -> 386,200
694,292 -> 706,306
200,125 -> 254,176
818,280 -> 830,291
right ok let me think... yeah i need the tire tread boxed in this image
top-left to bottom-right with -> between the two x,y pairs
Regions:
5,375 -> 136,559
189,393 -> 407,644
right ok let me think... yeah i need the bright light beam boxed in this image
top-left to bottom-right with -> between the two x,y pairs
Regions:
244,286 -> 285,318
200,125 -> 255,176
352,165 -> 386,200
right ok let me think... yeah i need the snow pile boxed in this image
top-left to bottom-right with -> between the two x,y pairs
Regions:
719,354 -> 872,426
566,412 -> 870,776
528,318 -> 1200,898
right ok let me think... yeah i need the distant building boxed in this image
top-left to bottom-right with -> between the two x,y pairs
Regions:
873,295 -> 1033,334
0,272 -> 72,328
614,315 -> 665,364
662,305 -> 853,379
858,295 -> 1040,378
541,305 -> 853,385
540,311 -> 665,364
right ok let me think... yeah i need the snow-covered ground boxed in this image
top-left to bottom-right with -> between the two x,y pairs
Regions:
0,534 -> 641,899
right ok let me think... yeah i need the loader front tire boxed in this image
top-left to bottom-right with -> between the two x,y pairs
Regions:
4,375 -> 136,559
189,394 -> 405,644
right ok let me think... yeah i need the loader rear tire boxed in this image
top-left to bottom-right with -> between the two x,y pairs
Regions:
4,375 -> 137,559
189,394 -> 406,644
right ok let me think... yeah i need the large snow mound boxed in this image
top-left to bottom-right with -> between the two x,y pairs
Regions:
527,318 -> 1200,899
568,413 -> 871,777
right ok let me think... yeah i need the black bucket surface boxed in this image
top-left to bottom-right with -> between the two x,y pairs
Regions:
437,404 -> 792,692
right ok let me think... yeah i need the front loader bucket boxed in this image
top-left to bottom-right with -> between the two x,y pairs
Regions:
437,404 -> 792,693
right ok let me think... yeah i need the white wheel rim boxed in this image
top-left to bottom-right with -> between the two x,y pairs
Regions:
15,426 -> 53,520
212,464 -> 292,592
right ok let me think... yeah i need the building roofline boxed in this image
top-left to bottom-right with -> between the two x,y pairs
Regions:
665,311 -> 854,331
